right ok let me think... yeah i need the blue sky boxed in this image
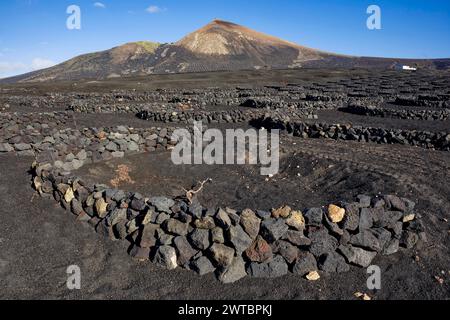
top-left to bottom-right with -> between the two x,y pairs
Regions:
1,0 -> 449,78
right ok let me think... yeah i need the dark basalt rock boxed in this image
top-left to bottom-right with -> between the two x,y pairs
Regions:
247,255 -> 289,278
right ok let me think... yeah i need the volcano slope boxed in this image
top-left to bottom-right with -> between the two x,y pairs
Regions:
0,68 -> 449,300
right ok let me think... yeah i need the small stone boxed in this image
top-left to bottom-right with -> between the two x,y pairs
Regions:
208,243 -> 235,268
62,162 -> 74,172
338,245 -> 377,267
285,210 -> 305,231
306,271 -> 321,281
272,240 -> 299,264
71,198 -> 83,216
354,292 -> 372,300
227,225 -> 253,254
293,252 -> 318,276
260,218 -> 288,242
342,203 -> 360,231
247,255 -> 288,278
126,219 -> 140,234
194,216 -> 216,229
173,236 -> 198,266
359,208 -> 374,230
138,223 -> 159,248
211,227 -> 225,243
152,245 -> 178,270
245,235 -> 273,263
77,211 -> 92,222
130,198 -> 146,211
112,190 -> 126,202
304,208 -> 323,226
240,209 -> 261,239
218,257 -> 247,283
76,149 -> 87,161
327,204 -> 345,223
309,228 -> 338,258
106,208 -> 127,226
155,212 -> 170,224
163,218 -> 189,236
113,220 -> 129,239
370,228 -> 392,249
127,141 -> 139,152
129,245 -> 150,262
402,213 -> 415,223
129,134 -> 140,143
318,251 -> 350,273
400,231 -> 419,249
105,141 -> 118,152
357,195 -> 371,208
324,215 -> 344,236
282,230 -> 311,247
372,197 -> 386,208
71,159 -> 84,170
149,196 -> 175,213
272,205 -> 291,219
95,221 -> 114,239
191,256 -> 215,275
382,239 -> 400,255
64,187 -> 75,203
384,195 -> 406,212
0,143 -> 14,152
350,230 -> 381,252
227,209 -> 241,226
158,234 -> 174,246
188,200 -> 203,218
215,208 -> 232,228
188,229 -> 210,250
402,198 -> 416,212
256,210 -> 271,219
95,198 -> 108,218
14,143 -> 31,151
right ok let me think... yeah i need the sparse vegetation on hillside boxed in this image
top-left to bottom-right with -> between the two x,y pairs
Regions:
134,41 -> 161,53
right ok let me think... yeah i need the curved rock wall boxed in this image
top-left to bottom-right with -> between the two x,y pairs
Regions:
255,117 -> 450,151
24,125 -> 424,283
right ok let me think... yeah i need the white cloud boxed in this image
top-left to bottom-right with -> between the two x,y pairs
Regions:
146,5 -> 166,13
0,58 -> 56,78
94,2 -> 106,8
31,58 -> 56,71
0,61 -> 27,73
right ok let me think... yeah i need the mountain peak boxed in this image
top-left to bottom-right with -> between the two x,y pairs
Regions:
207,19 -> 240,27
176,19 -> 306,56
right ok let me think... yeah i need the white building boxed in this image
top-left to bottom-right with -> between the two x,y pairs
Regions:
393,62 -> 417,71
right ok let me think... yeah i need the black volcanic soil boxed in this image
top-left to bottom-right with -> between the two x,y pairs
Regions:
1,69 -> 449,300
75,148 -> 404,211
1,141 -> 449,300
